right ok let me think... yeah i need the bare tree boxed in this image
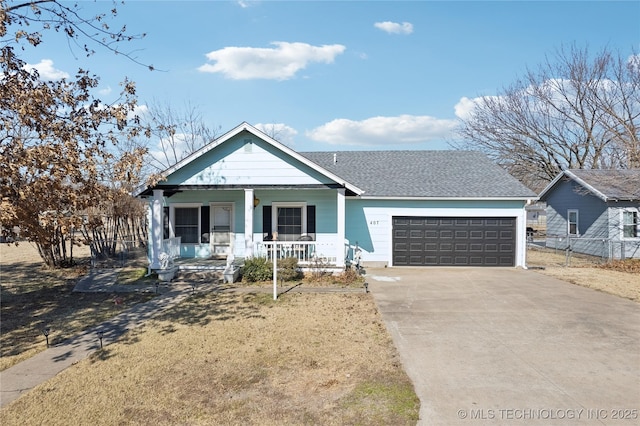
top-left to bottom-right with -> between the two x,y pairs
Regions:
141,100 -> 220,172
456,44 -> 639,191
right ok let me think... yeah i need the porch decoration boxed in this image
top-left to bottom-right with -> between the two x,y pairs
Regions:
223,253 -> 240,283
157,252 -> 178,282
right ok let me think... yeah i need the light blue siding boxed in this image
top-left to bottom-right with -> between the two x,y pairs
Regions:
165,188 -> 341,258
164,132 -> 334,186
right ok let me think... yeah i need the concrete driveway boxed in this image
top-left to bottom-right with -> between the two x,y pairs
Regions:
367,267 -> 640,425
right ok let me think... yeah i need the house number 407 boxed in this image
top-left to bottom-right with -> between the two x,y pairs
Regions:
369,220 -> 379,225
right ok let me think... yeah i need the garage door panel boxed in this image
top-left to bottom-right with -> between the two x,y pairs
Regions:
393,216 -> 516,267
485,230 -> 498,239
409,243 -> 423,251
395,229 -> 408,238
439,256 -> 453,265
439,230 -> 453,238
455,230 -> 468,238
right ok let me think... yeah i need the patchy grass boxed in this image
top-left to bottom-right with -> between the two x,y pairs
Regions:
341,380 -> 420,424
0,244 -> 156,371
527,247 -> 640,302
1,291 -> 419,425
116,266 -> 156,285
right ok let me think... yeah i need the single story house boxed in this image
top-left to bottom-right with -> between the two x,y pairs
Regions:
538,169 -> 640,260
134,122 -> 537,270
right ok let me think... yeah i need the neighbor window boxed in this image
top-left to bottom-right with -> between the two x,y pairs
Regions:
568,210 -> 579,236
174,207 -> 199,243
623,211 -> 638,238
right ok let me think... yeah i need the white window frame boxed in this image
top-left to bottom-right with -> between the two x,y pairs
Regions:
621,209 -> 639,239
567,209 -> 579,236
271,202 -> 307,241
170,203 -> 202,244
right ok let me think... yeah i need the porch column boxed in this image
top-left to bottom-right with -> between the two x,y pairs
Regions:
336,188 -> 346,267
244,189 -> 255,258
150,189 -> 164,269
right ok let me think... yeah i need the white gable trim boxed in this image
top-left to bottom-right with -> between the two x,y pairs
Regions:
539,170 -> 608,202
135,122 -> 363,196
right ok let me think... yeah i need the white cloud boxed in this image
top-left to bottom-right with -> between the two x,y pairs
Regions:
23,59 -> 69,80
129,104 -> 149,121
254,122 -> 298,146
454,97 -> 479,120
98,86 -> 112,96
374,21 -> 414,35
306,115 -> 458,146
197,42 -> 346,80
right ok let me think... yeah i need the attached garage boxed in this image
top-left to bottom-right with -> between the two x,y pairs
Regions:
392,217 -> 516,266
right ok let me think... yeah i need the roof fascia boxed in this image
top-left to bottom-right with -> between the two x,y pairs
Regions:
538,170 -> 609,202
537,172 -> 565,200
355,196 -> 538,201
563,170 -> 609,202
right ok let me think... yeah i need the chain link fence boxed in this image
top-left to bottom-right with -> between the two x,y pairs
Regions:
89,238 -> 148,270
543,235 -> 637,265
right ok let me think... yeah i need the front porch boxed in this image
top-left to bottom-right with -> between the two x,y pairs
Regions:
146,186 -> 351,271
159,238 -> 352,282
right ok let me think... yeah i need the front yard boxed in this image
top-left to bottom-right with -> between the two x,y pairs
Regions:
527,246 -> 640,302
0,243 -> 419,425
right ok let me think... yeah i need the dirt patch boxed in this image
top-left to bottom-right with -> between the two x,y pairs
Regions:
527,246 -> 640,302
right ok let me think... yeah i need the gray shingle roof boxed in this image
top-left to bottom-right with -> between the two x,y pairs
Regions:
301,150 -> 537,198
567,169 -> 640,201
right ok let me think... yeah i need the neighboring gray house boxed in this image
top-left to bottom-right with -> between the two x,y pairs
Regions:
538,169 -> 640,260
134,122 -> 537,270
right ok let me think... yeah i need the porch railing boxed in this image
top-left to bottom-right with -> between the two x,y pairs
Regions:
255,241 -> 338,265
161,236 -> 182,261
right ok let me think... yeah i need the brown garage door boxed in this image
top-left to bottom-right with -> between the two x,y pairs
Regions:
392,217 -> 516,266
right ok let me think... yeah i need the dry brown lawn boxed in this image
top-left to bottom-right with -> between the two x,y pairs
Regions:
527,246 -> 640,302
1,243 -> 419,425
0,243 -> 156,371
3,242 -> 638,424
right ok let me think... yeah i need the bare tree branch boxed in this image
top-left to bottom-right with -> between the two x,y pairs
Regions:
456,44 -> 639,192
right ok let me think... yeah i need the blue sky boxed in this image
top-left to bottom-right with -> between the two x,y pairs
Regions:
23,0 -> 640,152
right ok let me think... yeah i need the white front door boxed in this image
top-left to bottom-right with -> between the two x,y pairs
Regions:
210,204 -> 234,258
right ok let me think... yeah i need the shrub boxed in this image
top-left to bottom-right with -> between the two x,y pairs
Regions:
241,257 -> 272,282
277,257 -> 302,282
241,257 -> 302,282
333,267 -> 364,285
